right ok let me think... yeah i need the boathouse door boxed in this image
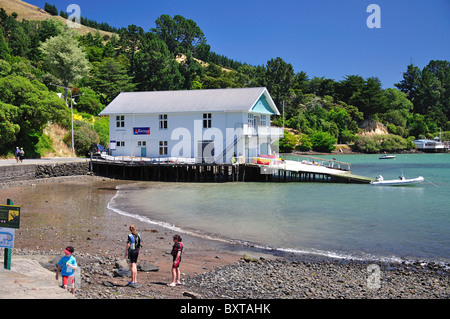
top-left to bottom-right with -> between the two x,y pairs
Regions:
198,140 -> 215,163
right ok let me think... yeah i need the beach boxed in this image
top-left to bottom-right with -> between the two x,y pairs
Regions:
0,175 -> 448,300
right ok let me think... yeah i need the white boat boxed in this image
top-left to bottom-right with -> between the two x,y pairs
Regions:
379,155 -> 396,159
370,175 -> 424,186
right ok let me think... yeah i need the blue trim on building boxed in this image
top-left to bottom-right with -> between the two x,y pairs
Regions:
251,95 -> 275,115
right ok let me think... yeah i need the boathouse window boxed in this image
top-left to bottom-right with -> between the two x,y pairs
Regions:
248,113 -> 254,127
159,141 -> 168,156
260,115 -> 267,126
117,141 -> 125,147
159,114 -> 168,129
137,141 -> 146,146
116,115 -> 125,128
203,113 -> 212,128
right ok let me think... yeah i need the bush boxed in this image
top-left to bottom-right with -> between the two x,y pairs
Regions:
64,120 -> 99,156
311,131 -> 337,152
353,134 -> 413,153
296,134 -> 312,151
279,130 -> 299,152
34,132 -> 55,157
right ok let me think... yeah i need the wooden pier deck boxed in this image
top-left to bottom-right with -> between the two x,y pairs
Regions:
91,157 -> 374,184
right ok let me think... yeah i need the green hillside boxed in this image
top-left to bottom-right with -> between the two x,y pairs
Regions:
0,1 -> 449,158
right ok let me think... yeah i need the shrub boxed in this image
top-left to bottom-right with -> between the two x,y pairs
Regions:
311,131 -> 337,152
296,134 -> 312,151
353,134 -> 413,153
279,130 -> 299,152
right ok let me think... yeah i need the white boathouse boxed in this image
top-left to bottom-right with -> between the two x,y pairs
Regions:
99,87 -> 284,163
413,139 -> 448,152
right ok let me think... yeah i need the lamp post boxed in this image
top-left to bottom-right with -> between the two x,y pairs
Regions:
50,83 -> 82,155
70,92 -> 84,154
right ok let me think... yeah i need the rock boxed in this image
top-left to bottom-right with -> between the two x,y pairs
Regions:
138,261 -> 159,272
242,254 -> 259,263
102,279 -> 129,287
115,259 -> 128,269
113,268 -> 131,277
183,291 -> 201,299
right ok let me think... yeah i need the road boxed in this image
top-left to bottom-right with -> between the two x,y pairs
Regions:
0,157 -> 89,166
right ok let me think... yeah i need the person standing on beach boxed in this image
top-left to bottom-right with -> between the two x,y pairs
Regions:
56,246 -> 77,295
169,234 -> 183,287
125,224 -> 141,287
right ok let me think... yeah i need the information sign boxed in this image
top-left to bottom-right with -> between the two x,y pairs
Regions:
0,205 -> 21,229
133,127 -> 150,135
0,228 -> 14,249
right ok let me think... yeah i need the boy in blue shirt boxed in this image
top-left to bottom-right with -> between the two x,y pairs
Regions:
56,246 -> 77,295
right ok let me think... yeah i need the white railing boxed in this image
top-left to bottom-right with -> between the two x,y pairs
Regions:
240,124 -> 284,137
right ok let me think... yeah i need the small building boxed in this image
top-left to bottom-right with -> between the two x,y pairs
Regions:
413,139 -> 448,152
99,87 -> 284,163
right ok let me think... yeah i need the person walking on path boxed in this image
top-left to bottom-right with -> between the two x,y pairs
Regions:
169,234 -> 183,287
56,246 -> 77,295
15,147 -> 20,163
19,147 -> 24,163
125,224 -> 141,287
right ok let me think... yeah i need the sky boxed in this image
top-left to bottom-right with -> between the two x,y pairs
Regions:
26,0 -> 450,88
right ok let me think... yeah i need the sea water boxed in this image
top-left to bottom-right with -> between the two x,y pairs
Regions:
108,153 -> 450,265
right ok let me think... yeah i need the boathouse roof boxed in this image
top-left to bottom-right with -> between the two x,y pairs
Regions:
99,87 -> 280,116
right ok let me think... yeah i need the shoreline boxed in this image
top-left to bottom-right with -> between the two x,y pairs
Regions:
0,174 -> 448,299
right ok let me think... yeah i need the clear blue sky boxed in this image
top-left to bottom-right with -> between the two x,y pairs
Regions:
26,0 -> 450,88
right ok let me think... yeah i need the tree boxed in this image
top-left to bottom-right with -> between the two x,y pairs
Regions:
44,3 -> 58,16
335,75 -> 365,104
118,25 -> 144,76
134,33 -> 183,91
177,51 -> 204,89
0,28 -> 10,60
152,14 -> 208,56
87,57 -> 135,105
349,77 -> 387,117
414,68 -> 441,114
40,30 -> 91,102
265,57 -> 295,107
74,87 -> 104,114
395,63 -> 421,104
0,75 -> 69,155
0,102 -> 20,151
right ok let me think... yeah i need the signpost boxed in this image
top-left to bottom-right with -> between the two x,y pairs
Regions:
1,199 -> 20,270
0,201 -> 21,229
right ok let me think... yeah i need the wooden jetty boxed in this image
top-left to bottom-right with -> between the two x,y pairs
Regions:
91,156 -> 373,184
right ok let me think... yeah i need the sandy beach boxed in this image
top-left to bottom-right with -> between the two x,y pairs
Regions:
0,175 -> 252,299
0,175 -> 448,302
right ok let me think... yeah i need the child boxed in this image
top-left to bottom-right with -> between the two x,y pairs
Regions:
125,224 -> 141,287
169,234 -> 183,287
56,246 -> 77,295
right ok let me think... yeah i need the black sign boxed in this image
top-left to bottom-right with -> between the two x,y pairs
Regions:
0,205 -> 20,229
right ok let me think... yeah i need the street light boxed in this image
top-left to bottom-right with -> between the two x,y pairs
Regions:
50,83 -> 83,155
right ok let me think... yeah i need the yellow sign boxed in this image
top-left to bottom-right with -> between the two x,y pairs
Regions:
0,205 -> 20,229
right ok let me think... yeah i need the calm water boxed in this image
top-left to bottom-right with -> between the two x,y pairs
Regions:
108,153 -> 450,264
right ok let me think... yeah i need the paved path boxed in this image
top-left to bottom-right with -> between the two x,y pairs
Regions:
0,255 -> 75,299
0,157 -> 89,167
